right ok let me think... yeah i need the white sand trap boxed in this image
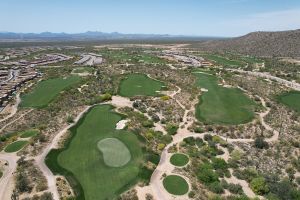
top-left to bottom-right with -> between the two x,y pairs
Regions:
116,120 -> 128,130
97,138 -> 131,167
201,88 -> 208,92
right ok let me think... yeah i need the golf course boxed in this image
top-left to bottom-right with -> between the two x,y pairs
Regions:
277,91 -> 300,113
194,72 -> 257,124
45,105 -> 143,200
119,74 -> 164,97
21,76 -> 81,108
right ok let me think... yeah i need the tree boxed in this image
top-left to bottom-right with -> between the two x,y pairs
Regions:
250,177 -> 269,195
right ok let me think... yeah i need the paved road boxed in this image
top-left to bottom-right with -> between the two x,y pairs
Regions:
227,69 -> 300,91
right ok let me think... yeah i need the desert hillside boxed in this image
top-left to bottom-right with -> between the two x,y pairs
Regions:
194,29 -> 300,57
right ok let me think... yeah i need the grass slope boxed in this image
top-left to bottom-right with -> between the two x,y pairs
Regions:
20,129 -> 39,138
21,76 -> 81,108
200,54 -> 244,67
277,91 -> 300,113
4,141 -> 28,153
119,74 -> 164,97
46,105 -> 143,200
194,72 -> 256,124
170,153 -> 189,167
163,175 -> 189,195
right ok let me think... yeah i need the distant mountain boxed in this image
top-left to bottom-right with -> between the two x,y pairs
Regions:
195,29 -> 300,57
0,31 -> 217,41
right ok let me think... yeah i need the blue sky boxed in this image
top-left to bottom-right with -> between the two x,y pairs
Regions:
1,0 -> 300,36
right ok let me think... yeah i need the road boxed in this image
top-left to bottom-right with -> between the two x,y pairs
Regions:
227,69 -> 300,91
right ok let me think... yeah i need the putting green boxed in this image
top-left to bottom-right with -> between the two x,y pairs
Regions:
20,129 -> 39,138
4,141 -> 28,153
163,175 -> 189,195
119,74 -> 164,97
46,105 -> 143,200
194,72 -> 257,124
277,91 -> 300,113
97,138 -> 131,167
20,76 -> 81,108
170,153 -> 189,167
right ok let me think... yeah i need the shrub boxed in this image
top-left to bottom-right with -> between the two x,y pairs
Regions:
160,134 -> 172,144
230,149 -> 243,161
254,137 -> 269,149
197,163 -> 219,184
250,177 -> 269,195
142,120 -> 154,128
228,183 -> 243,194
208,182 -> 224,194
211,158 -> 228,170
66,115 -> 74,124
233,168 -> 258,182
40,192 -> 54,200
100,93 -> 112,101
204,134 -> 213,141
196,138 -> 205,147
188,191 -> 195,198
194,127 -> 204,133
183,137 -> 196,146
157,143 -> 165,151
160,95 -> 170,101
166,123 -> 179,135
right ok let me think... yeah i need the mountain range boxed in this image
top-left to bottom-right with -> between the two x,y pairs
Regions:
0,31 -> 217,41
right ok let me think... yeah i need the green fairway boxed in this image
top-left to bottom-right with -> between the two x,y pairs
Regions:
277,91 -> 300,112
20,76 -> 81,108
97,138 -> 131,167
163,175 -> 189,195
20,129 -> 39,138
72,67 -> 94,74
170,153 -> 189,167
46,105 -> 143,200
201,54 -> 245,67
194,72 -> 256,124
4,141 -> 28,153
119,74 -> 164,97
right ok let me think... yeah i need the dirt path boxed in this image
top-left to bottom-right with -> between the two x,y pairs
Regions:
0,109 -> 34,133
144,89 -> 276,200
34,95 -> 151,200
0,93 -> 21,123
0,153 -> 18,200
34,106 -> 91,200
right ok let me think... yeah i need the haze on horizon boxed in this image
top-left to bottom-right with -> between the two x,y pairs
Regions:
1,0 -> 300,37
